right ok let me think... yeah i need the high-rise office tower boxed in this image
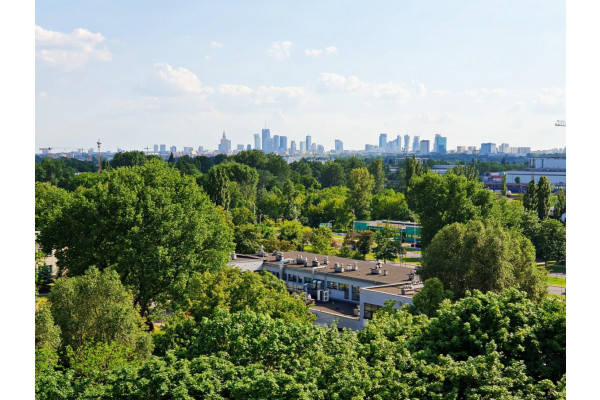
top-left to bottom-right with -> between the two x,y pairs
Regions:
154,144 -> 159,153
264,137 -> 274,154
317,144 -> 324,154
160,144 -> 166,154
499,143 -> 510,154
197,146 -> 204,153
300,141 -> 305,153
279,136 -> 287,153
419,140 -> 430,155
404,135 -> 410,151
218,131 -> 232,154
273,135 -> 280,152
170,146 -> 177,154
262,128 -> 271,152
311,143 -> 317,153
412,136 -> 420,153
305,135 -> 312,152
335,139 -> 343,153
236,144 -> 244,151
434,134 -> 447,154
254,134 -> 261,150
379,133 -> 388,151
247,144 -> 252,150
290,140 -> 297,153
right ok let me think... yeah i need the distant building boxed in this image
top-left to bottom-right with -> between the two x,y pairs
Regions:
317,144 -> 325,154
517,147 -> 531,156
263,137 -> 274,154
434,134 -> 447,154
456,146 -> 467,153
365,144 -> 375,151
498,143 -> 510,154
160,144 -> 166,154
335,139 -> 344,153
197,146 -> 204,153
262,128 -> 271,152
154,144 -> 159,153
183,146 -> 194,154
290,140 -> 297,153
273,135 -> 280,151
236,144 -> 245,151
254,134 -> 261,150
306,135 -> 312,152
247,144 -> 252,150
419,140 -> 430,155
379,133 -> 388,151
279,136 -> 288,153
480,143 -> 497,155
412,136 -> 420,153
218,131 -> 232,154
404,135 -> 410,151
170,146 -> 177,154
311,143 -> 317,153
300,141 -> 305,153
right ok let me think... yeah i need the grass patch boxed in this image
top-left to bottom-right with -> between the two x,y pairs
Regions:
546,264 -> 566,274
547,276 -> 566,287
402,257 -> 422,265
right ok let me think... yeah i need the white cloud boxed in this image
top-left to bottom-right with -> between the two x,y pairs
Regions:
417,83 -> 427,97
318,73 -> 409,104
35,25 -> 112,70
431,89 -> 450,96
306,46 -> 338,57
533,87 -> 565,114
38,91 -> 48,99
464,88 -> 507,99
210,41 -> 224,48
138,63 -> 214,96
218,83 -> 308,107
204,55 -> 211,61
268,41 -> 292,60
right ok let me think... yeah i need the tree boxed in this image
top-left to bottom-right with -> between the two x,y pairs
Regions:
49,268 -> 152,359
554,188 -> 566,222
452,164 -> 479,181
35,304 -> 62,374
406,171 -> 495,247
37,160 -> 234,327
420,220 -> 547,302
320,161 -> 346,188
167,152 -> 175,163
109,151 -> 147,168
347,167 -> 375,220
405,154 -> 424,185
310,226 -> 334,255
536,219 -> 566,265
536,175 -> 551,221
279,220 -> 305,248
234,223 -> 264,254
35,182 -> 71,232
501,174 -> 507,196
205,165 -> 233,209
356,230 -> 375,257
410,278 -> 454,317
373,224 -> 404,263
523,179 -> 537,212
371,189 -> 412,221
368,158 -> 385,194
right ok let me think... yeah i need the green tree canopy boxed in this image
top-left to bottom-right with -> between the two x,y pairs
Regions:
420,220 -> 547,301
320,161 -> 346,188
49,268 -> 152,359
37,160 -> 234,325
310,226 -> 334,255
347,167 -> 375,220
368,158 -> 385,194
410,278 -> 454,317
536,175 -> 552,221
373,224 -> 404,263
109,151 -> 147,168
370,189 -> 412,221
523,179 -> 537,212
406,171 -> 495,247
356,230 -> 375,257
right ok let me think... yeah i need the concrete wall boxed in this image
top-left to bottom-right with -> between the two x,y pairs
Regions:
310,308 -> 364,330
360,287 -> 414,321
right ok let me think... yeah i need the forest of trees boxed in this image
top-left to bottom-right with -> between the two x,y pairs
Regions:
35,151 -> 566,398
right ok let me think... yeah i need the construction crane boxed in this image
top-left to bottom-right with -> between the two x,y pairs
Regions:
555,120 -> 566,127
39,147 -> 53,159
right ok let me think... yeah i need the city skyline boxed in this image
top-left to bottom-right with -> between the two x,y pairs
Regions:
35,1 -> 565,153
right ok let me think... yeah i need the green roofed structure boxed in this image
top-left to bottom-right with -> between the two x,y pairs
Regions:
353,220 -> 421,246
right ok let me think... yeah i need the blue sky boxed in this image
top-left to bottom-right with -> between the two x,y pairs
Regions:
35,1 -> 566,152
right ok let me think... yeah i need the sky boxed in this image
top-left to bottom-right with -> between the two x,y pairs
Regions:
35,0 -> 566,153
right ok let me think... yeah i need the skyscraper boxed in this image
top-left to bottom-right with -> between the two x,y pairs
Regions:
262,128 -> 271,152
279,136 -> 287,153
160,144 -> 166,154
379,133 -> 388,151
154,144 -> 159,153
404,135 -> 410,151
335,139 -> 344,153
218,131 -> 231,154
254,134 -> 261,150
419,140 -> 430,155
290,140 -> 297,153
480,143 -> 497,155
434,134 -> 447,154
263,137 -> 273,154
412,136 -> 420,153
300,141 -> 305,153
170,146 -> 177,154
305,135 -> 312,153
273,135 -> 280,152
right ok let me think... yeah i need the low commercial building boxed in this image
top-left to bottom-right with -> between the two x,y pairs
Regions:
228,250 -> 423,330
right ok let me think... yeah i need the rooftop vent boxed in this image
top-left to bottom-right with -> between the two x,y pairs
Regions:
312,257 -> 320,267
334,263 -> 345,273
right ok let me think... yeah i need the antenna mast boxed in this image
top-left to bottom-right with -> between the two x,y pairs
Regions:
97,139 -> 102,172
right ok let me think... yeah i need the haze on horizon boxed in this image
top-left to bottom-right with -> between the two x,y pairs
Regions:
35,0 -> 566,153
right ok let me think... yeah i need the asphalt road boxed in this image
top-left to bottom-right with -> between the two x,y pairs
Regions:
548,285 -> 566,296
